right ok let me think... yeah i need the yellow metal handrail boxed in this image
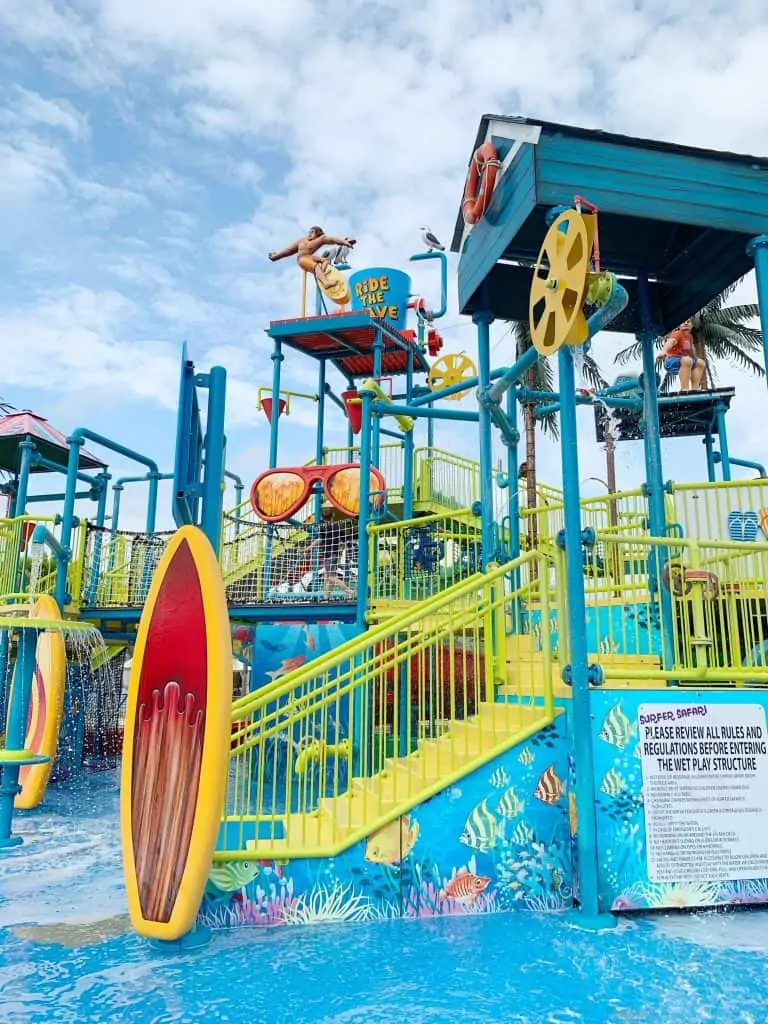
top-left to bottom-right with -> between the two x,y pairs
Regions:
585,531 -> 768,685
220,552 -> 554,861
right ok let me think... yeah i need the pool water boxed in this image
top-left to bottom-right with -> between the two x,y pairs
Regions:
2,773 -> 768,1024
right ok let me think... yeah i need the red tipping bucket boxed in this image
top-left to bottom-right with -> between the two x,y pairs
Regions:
261,398 -> 287,423
342,389 -> 362,434
20,521 -> 36,552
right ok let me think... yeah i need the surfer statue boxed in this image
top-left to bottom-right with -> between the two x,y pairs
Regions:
268,227 -> 356,292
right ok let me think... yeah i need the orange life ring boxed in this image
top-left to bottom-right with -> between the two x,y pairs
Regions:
462,142 -> 501,225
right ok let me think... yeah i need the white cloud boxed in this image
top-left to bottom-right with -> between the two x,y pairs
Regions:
7,87 -> 90,140
1,0 -> 767,529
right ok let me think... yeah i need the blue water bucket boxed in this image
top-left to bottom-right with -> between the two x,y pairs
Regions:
349,267 -> 411,332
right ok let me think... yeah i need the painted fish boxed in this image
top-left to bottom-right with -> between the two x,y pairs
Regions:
600,768 -> 626,798
518,747 -> 534,767
266,655 -> 306,683
365,815 -> 419,865
598,636 -> 618,655
533,764 -> 565,806
439,869 -> 491,906
207,860 -> 260,894
511,820 -> 534,845
489,766 -> 509,789
445,786 -> 463,803
304,625 -> 316,652
460,798 -> 498,853
496,786 -> 525,820
599,702 -> 636,750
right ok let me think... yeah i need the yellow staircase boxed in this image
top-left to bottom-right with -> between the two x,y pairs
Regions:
220,552 -> 557,862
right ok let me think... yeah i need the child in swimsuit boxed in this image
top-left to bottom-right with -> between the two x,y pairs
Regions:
660,319 -> 706,392
268,227 -> 356,291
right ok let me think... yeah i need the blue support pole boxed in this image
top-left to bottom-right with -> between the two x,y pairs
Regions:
404,346 -> 415,520
314,361 -> 326,527
311,360 -> 326,590
269,341 -> 284,469
557,345 -> 604,925
371,327 -> 383,469
747,235 -> 768,388
146,472 -> 159,534
474,311 -> 496,568
15,440 -> 35,515
704,432 -> 716,482
56,438 -> 84,609
715,404 -> 731,481
0,627 -> 38,847
636,274 -> 675,671
507,386 -> 522,633
355,388 -> 373,630
200,366 -> 227,555
85,472 -> 111,605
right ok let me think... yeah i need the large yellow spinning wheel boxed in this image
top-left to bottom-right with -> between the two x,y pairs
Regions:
529,210 -> 593,356
318,265 -> 351,306
428,353 -> 478,401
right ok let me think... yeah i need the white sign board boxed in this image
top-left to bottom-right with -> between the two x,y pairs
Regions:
638,702 -> 768,883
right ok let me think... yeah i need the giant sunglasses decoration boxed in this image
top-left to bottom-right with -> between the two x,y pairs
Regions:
250,463 -> 387,523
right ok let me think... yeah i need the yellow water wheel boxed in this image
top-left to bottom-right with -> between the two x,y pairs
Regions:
529,210 -> 592,356
428,353 -> 477,401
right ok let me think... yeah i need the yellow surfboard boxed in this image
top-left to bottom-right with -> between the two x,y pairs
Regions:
15,595 -> 67,811
318,265 -> 351,306
120,525 -> 233,942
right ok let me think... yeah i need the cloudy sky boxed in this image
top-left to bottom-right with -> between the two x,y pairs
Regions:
1,0 -> 767,529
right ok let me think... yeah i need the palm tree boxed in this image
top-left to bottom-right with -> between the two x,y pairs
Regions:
614,282 -> 764,389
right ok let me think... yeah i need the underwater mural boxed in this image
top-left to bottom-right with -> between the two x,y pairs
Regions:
247,621 -> 362,693
591,688 -> 768,912
197,714 -> 572,929
528,602 -> 662,658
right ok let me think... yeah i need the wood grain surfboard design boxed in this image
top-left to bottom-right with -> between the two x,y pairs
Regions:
120,525 -> 232,941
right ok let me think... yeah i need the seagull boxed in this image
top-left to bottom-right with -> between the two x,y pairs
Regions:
321,244 -> 352,266
420,227 -> 445,252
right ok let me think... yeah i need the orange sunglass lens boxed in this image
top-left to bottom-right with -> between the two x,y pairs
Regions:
255,472 -> 306,517
327,468 -> 383,513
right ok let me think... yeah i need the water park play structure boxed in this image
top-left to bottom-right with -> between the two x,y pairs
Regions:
2,115 -> 768,943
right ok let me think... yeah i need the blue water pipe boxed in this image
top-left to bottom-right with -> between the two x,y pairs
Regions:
403,345 -> 415,521
506,385 -> 523,633
408,250 -> 448,319
636,274 -> 675,671
26,490 -> 92,504
474,311 -> 496,568
714,403 -> 731,482
0,626 -> 39,849
704,432 -> 716,482
57,430 -> 160,609
355,388 -> 374,629
269,340 -> 284,469
712,451 -> 765,478
371,328 -> 384,469
111,473 -> 174,535
557,344 -> 606,926
200,366 -> 227,554
312,360 -> 326,584
371,402 -> 478,423
14,440 -> 36,516
747,235 -> 768,388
